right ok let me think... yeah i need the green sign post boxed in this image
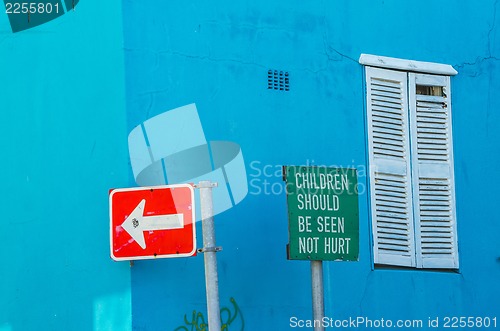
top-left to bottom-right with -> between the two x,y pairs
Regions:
284,166 -> 359,261
284,165 -> 359,331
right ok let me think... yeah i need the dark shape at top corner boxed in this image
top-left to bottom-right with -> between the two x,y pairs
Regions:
6,0 -> 80,33
63,0 -> 79,10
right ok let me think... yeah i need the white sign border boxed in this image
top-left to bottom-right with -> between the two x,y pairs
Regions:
109,184 -> 196,261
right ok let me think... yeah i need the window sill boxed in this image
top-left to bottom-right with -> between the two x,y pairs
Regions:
359,54 -> 458,76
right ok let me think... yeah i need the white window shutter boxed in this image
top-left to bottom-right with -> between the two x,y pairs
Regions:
366,67 -> 416,267
409,73 -> 459,269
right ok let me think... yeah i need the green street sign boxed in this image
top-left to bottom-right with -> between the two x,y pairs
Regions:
284,166 -> 359,261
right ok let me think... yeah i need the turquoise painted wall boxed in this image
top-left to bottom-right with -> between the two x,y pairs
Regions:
1,0 -> 498,330
123,0 -> 500,330
0,2 -> 131,331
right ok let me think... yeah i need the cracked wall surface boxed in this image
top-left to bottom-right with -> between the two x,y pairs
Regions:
122,0 -> 500,329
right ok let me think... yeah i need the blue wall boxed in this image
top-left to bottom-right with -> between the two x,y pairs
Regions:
123,0 -> 500,330
0,2 -> 131,331
1,0 -> 499,330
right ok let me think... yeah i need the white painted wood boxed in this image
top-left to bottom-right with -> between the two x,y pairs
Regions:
366,67 -> 416,268
409,73 -> 459,269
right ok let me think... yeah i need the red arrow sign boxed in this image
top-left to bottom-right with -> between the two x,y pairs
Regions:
109,184 -> 196,261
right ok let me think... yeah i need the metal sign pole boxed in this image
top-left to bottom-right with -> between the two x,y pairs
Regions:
198,181 -> 222,331
311,260 -> 325,331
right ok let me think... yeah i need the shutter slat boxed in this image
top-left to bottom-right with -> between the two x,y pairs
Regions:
373,100 -> 404,110
378,232 -> 410,240
421,238 -> 452,243
416,116 -> 447,124
419,219 -> 452,224
373,142 -> 405,151
372,90 -> 401,98
373,115 -> 404,126
375,210 -> 409,220
421,231 -> 453,237
417,139 -> 448,146
415,109 -> 447,118
377,218 -> 411,227
422,209 -> 451,213
417,143 -> 448,150
416,101 -> 447,108
379,243 -> 412,251
371,80 -> 401,90
376,205 -> 409,214
374,132 -> 405,141
416,95 -> 445,103
373,120 -> 405,132
378,227 -> 409,235
417,122 -> 447,130
373,129 -> 404,139
420,210 -> 451,216
375,184 -> 406,193
376,200 -> 407,208
420,196 -> 450,202
372,105 -> 404,115
417,133 -> 447,139
417,127 -> 447,134
373,94 -> 404,105
422,245 -> 453,249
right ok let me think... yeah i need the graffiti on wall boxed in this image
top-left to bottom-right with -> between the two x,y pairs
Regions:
174,297 -> 244,331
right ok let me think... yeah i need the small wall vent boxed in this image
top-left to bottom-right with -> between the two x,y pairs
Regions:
267,70 -> 290,91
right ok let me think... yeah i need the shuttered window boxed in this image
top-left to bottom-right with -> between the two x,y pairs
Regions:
365,66 -> 459,270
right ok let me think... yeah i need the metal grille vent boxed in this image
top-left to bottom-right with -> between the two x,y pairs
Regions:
268,70 -> 290,91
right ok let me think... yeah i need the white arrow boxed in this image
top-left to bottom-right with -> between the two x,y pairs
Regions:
121,199 -> 184,249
